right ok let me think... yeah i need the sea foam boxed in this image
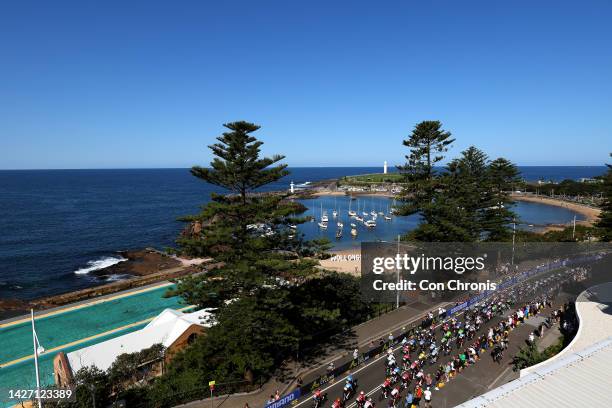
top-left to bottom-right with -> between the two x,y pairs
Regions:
74,256 -> 126,275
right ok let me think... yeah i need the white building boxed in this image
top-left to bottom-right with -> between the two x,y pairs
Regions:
54,308 -> 214,386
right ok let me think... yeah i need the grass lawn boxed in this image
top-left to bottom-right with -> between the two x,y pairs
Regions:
341,173 -> 404,183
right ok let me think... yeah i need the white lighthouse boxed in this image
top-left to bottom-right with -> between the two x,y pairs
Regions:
290,181 -> 295,193
383,161 -> 388,174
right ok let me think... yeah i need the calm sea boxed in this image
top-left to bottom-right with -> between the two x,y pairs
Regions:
0,166 -> 606,300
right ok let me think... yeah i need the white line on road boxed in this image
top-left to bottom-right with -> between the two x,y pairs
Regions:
293,310 -> 468,408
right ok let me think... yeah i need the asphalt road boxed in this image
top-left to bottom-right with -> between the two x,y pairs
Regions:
293,271 -> 574,408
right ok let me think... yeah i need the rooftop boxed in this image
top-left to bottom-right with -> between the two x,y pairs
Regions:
66,308 -> 213,373
458,282 -> 612,407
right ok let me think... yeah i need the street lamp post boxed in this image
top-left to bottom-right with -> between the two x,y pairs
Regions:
396,234 -> 400,309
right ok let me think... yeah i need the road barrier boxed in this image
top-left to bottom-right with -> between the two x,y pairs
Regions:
264,388 -> 301,408
270,252 -> 604,407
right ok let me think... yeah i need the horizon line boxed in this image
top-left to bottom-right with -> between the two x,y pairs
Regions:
0,164 -> 608,171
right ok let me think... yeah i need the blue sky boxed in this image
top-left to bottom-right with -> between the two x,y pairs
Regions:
1,1 -> 610,169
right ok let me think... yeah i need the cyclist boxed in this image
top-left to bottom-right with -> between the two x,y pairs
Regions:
331,397 -> 344,408
346,375 -> 357,391
400,370 -> 411,390
390,386 -> 400,407
401,353 -> 411,370
381,378 -> 392,399
356,391 -> 366,408
312,389 -> 326,408
391,367 -> 401,383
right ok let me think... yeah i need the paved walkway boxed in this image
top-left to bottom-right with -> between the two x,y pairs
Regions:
520,281 -> 612,377
0,280 -> 175,328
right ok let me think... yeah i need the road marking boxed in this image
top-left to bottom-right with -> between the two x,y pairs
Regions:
293,304 -> 477,408
0,305 -> 194,368
0,282 -> 175,329
292,311 -> 467,408
293,267 -> 571,407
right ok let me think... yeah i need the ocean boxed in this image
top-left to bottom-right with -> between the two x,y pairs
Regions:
0,166 -> 606,300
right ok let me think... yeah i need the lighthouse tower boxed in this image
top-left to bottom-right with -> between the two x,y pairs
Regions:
383,161 -> 388,174
290,181 -> 295,193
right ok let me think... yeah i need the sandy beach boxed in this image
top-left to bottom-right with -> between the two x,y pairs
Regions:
511,193 -> 601,224
319,249 -> 362,276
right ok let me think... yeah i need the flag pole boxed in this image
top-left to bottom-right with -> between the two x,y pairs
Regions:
31,309 -> 43,408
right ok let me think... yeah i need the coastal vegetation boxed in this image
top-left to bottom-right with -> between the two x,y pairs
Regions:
595,153 -> 612,241
512,303 -> 578,371
340,172 -> 404,184
51,124 -> 610,407
522,178 -> 604,198
57,344 -> 166,408
517,152 -> 611,243
396,121 -> 521,242
144,122 -> 375,405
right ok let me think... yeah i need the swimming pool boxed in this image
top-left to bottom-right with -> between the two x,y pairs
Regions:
0,284 -> 189,406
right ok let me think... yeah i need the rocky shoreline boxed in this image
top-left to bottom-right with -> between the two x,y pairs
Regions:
88,249 -> 182,278
0,249 -> 209,320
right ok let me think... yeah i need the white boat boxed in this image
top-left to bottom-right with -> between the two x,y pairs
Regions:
362,211 -> 368,217
337,221 -> 343,228
364,219 -> 376,228
370,210 -> 377,216
351,228 -> 358,236
335,229 -> 342,239
350,223 -> 357,228
348,199 -> 356,217
318,222 -> 328,229
355,216 -> 364,222
289,224 -> 297,229
384,204 -> 392,220
320,203 -> 328,222
390,198 -> 398,214
332,198 -> 338,218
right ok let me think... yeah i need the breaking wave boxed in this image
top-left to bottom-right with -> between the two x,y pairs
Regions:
74,256 -> 126,275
